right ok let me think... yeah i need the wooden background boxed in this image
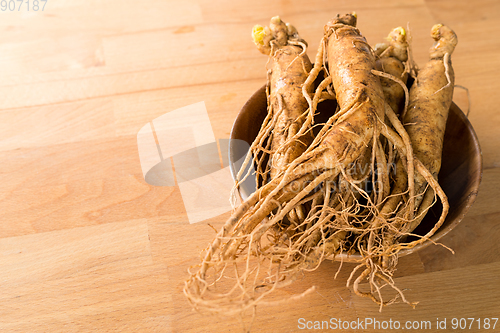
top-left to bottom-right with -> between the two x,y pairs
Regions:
1,0 -> 499,332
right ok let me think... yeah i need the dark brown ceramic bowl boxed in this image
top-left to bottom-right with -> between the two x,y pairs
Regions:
229,85 -> 482,261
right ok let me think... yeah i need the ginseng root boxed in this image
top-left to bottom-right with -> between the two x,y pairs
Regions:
184,16 -> 456,318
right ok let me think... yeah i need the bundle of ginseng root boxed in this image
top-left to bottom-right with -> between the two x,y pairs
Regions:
184,13 -> 457,316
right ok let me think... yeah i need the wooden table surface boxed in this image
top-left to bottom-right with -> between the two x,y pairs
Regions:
1,0 -> 499,332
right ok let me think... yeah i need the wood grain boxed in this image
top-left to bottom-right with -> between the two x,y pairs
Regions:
0,220 -> 172,332
0,0 -> 498,332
